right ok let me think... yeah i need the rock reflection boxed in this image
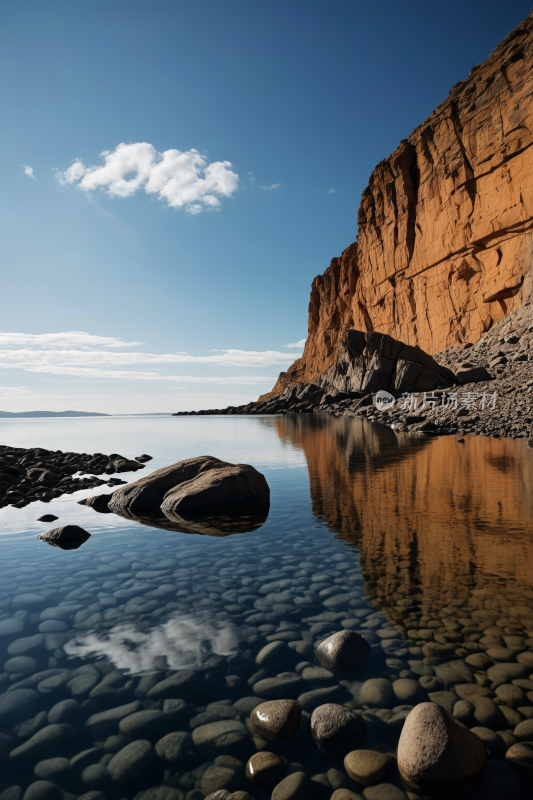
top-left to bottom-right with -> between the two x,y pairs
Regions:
271,415 -> 533,641
110,503 -> 270,536
64,613 -> 241,672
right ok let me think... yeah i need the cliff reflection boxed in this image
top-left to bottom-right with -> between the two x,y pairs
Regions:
271,416 -> 533,636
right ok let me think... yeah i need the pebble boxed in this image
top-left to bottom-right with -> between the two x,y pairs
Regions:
344,750 -> 391,785
192,720 -> 250,757
271,771 -> 307,800
0,618 -> 24,636
250,699 -> 301,740
22,782 -> 60,800
359,678 -> 393,707
118,710 -> 168,740
310,703 -> 366,752
9,724 -> 76,764
5,656 -> 37,674
315,630 -> 371,670
245,751 -> 286,783
106,739 -> 155,783
201,755 -> 244,795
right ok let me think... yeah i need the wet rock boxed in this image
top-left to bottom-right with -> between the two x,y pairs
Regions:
106,739 -> 155,783
85,700 -> 142,732
134,789 -> 184,800
118,710 -> 168,740
298,685 -> 350,711
147,670 -> 199,700
344,750 -> 391,785
255,641 -> 293,670
70,748 -> 105,771
470,728 -> 506,757
22,782 -> 60,800
495,683 -> 525,708
5,656 -> 37,673
161,462 -> 270,514
245,751 -> 286,784
48,699 -> 80,724
81,764 -> 110,791
362,785 -> 408,800
162,698 -> 193,724
487,662 -> 529,688
250,699 -> 301,740
310,703 -> 366,754
155,731 -> 195,768
359,679 -> 393,708
10,724 -> 76,764
37,515 -> 58,523
77,495 -> 113,512
37,526 -> 91,548
505,741 -> 533,786
398,702 -> 486,791
33,757 -> 71,782
330,791 -> 365,800
14,711 -> 48,740
192,720 -> 250,758
315,630 -> 371,671
253,674 -> 305,699
0,618 -> 24,636
271,771 -> 307,800
514,718 -> 533,740
201,755 -> 244,795
392,679 -> 428,704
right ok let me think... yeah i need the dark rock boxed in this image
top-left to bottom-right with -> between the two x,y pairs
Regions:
344,750 -> 391,786
315,630 -> 371,670
106,739 -> 155,784
271,771 -> 308,800
135,455 -> 153,463
245,751 -> 286,784
37,515 -> 58,523
154,731 -> 196,768
22,782 -> 60,800
0,689 -> 39,726
456,367 -> 493,384
77,495 -> 113,513
250,699 -> 301,740
9,724 -> 76,764
310,703 -> 367,753
161,462 -> 270,514
37,525 -> 90,550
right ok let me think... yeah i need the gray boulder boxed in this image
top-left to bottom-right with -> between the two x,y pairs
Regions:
316,330 -> 456,396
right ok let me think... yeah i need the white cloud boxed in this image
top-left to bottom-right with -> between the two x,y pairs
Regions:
55,143 -> 239,214
284,339 -> 306,349
0,331 -> 142,350
260,183 -> 281,190
328,188 -> 336,193
18,366 -> 276,384
21,165 -> 36,180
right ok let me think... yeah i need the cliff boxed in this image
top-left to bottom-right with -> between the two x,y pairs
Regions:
263,11 -> 533,401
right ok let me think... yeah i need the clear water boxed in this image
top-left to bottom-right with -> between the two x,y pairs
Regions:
0,415 -> 532,800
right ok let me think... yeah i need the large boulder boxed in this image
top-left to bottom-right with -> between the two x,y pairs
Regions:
161,464 -> 269,514
316,330 -> 456,396
108,456 -> 228,513
397,702 -> 486,791
108,456 -> 269,516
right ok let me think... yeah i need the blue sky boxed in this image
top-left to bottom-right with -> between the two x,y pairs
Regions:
1,0 -> 530,413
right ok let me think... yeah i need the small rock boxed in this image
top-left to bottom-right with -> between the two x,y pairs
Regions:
310,703 -> 366,753
271,771 -> 307,800
22,782 -> 60,800
250,699 -> 301,740
106,740 -> 155,783
154,732 -> 195,768
37,516 -> 58,523
192,720 -> 250,758
315,630 -> 371,671
344,750 -> 391,785
245,751 -> 286,783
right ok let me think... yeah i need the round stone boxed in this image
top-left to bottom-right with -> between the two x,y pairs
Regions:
106,740 -> 155,783
5,656 -> 37,674
271,771 -> 307,800
0,688 -> 38,724
192,720 -> 250,757
22,782 -> 60,800
505,741 -> 533,784
200,755 -> 244,795
344,750 -> 391,785
359,678 -> 393,707
33,758 -> 71,782
250,699 -> 301,740
118,711 -> 167,740
255,641 -> 292,669
310,703 -> 366,752
10,724 -> 76,764
154,732 -> 195,767
12,594 -> 46,608
0,618 -> 24,636
330,791 -> 365,800
38,621 -> 67,633
392,679 -> 428,704
246,751 -> 286,783
48,700 -> 80,725
82,764 -> 109,790
315,630 -> 371,671
8,635 -> 45,656
514,718 -> 533,740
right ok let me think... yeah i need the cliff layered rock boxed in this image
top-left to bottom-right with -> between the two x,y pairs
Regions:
263,11 -> 533,401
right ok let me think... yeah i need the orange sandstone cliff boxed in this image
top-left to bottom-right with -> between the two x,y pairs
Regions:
263,12 -> 533,401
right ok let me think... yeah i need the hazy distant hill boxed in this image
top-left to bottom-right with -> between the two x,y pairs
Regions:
0,411 -> 109,418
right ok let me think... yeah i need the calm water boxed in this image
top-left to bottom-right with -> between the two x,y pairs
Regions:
0,415 -> 532,800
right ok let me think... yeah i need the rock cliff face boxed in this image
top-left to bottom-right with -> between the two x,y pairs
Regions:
263,11 -> 533,401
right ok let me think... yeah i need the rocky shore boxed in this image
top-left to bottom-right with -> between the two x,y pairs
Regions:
174,307 -> 533,442
0,448 -> 151,509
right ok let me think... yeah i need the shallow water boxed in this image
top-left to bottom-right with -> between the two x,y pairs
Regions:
0,415 -> 532,800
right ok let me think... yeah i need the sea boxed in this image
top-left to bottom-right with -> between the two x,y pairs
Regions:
0,414 -> 532,800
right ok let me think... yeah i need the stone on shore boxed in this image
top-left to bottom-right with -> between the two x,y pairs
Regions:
397,702 -> 486,791
37,525 -> 91,549
315,630 -> 371,671
250,699 -> 301,740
